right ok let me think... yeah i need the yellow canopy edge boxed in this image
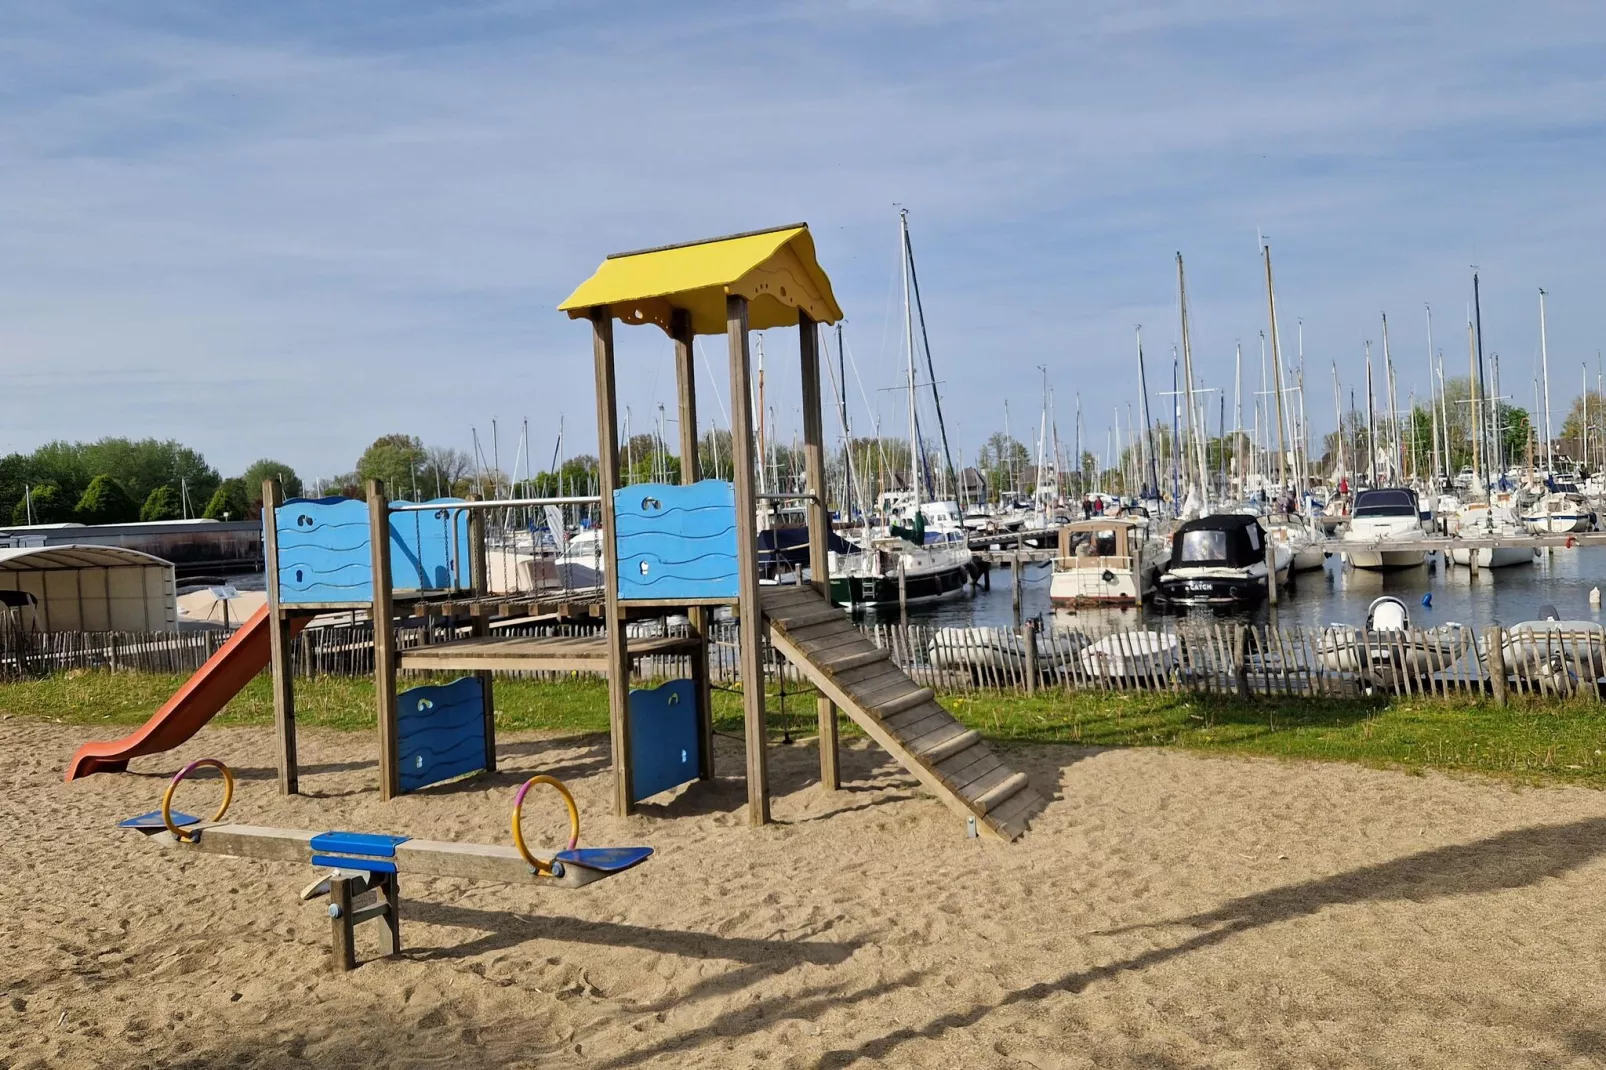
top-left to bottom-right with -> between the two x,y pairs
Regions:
558,223 -> 843,336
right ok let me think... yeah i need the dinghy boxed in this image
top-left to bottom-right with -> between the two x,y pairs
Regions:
1500,605 -> 1606,687
1317,596 -> 1471,690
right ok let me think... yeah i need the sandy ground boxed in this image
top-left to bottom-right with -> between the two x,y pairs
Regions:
4,721 -> 1606,1069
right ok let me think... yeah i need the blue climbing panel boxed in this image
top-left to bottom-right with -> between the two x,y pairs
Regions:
275,497 -> 373,604
397,677 -> 488,793
628,679 -> 700,802
613,481 -> 739,602
273,496 -> 471,605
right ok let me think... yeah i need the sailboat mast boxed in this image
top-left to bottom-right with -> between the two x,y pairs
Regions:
902,214 -> 957,495
1176,252 -> 1207,499
1137,326 -> 1160,496
1234,341 -> 1244,494
1467,316 -> 1482,491
899,209 -> 920,509
1331,362 -> 1345,480
1539,288 -> 1554,475
1365,341 -> 1378,486
1425,305 -> 1441,485
1297,322 -> 1310,498
1262,244 -> 1290,493
1473,272 -> 1491,484
1382,313 -> 1400,481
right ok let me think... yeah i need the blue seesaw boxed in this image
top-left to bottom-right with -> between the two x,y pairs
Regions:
121,759 -> 652,970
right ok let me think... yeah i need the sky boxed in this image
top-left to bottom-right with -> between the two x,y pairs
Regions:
3,0 -> 1605,483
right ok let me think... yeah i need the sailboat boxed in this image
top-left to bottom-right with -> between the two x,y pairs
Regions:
829,210 -> 977,607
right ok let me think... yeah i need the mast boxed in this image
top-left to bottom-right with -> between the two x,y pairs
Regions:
1331,362 -> 1345,480
899,209 -> 920,510
1425,305 -> 1441,486
1233,341 -> 1244,494
1365,341 -> 1378,486
902,212 -> 957,496
837,323 -> 851,519
1473,272 -> 1491,484
1297,320 -> 1310,497
1262,244 -> 1290,493
1136,327 -> 1160,496
1584,363 -> 1590,476
1467,315 -> 1482,493
1382,313 -> 1400,481
1539,288 -> 1554,475
1176,253 -> 1208,500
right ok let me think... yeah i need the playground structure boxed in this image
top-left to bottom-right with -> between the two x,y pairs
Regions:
121,759 -> 652,970
67,222 -> 1043,841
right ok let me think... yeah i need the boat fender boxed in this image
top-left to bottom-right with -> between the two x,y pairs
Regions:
1421,593 -> 1432,609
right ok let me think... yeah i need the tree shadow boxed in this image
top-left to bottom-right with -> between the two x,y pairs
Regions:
816,814 -> 1606,1067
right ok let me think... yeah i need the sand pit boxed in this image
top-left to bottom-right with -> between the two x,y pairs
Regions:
4,719 -> 1606,1068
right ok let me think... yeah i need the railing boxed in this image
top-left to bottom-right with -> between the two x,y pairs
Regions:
5,612 -> 1602,703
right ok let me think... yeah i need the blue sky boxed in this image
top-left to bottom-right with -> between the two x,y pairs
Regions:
3,1 -> 1604,481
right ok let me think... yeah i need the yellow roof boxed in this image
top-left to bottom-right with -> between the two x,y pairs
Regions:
558,223 -> 843,336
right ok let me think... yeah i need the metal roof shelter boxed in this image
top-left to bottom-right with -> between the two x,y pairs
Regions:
0,545 -> 178,632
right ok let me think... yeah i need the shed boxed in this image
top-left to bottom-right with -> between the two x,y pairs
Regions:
0,546 -> 178,632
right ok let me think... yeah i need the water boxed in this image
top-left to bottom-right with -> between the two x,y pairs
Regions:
854,547 -> 1606,635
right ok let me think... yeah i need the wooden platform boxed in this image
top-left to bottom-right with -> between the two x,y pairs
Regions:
400,587 -> 606,621
760,586 -> 1044,841
399,633 -> 700,673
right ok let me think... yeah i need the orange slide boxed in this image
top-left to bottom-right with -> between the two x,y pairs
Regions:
65,605 -> 309,781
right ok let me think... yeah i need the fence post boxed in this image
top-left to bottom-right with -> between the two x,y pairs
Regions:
1021,619 -> 1038,696
1234,623 -> 1252,698
1486,625 -> 1508,706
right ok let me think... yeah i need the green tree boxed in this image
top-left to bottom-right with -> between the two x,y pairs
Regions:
202,478 -> 249,521
976,432 -> 1029,498
240,459 -> 304,501
74,475 -> 139,524
140,485 -> 182,522
355,434 -> 427,496
1558,390 -> 1606,465
10,482 -> 73,525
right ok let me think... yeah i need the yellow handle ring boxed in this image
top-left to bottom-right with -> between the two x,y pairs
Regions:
511,775 -> 580,875
162,758 -> 234,842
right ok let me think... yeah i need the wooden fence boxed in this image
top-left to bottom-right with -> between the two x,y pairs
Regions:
3,611 -> 1602,704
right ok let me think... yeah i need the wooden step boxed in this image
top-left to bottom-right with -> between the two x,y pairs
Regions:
874,687 -> 934,717
972,772 -> 1030,814
821,647 -> 890,674
770,607 -> 846,630
918,728 -> 980,763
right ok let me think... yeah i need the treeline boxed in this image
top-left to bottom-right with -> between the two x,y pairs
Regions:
0,439 -> 304,527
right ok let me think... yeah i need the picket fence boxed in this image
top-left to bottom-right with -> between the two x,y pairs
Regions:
3,610 -> 1601,703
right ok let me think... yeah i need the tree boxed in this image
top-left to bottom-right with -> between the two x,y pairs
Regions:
1558,390 -> 1606,466
74,475 -> 139,525
202,478 -> 249,521
9,483 -> 72,525
355,434 -> 427,496
418,446 -> 474,498
140,485 -> 182,522
240,459 -> 304,501
976,432 -> 1029,498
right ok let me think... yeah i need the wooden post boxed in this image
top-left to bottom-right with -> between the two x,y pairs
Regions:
1011,534 -> 1023,619
467,496 -> 496,774
328,875 -> 356,972
262,478 -> 298,795
1022,618 -> 1039,695
799,311 -> 839,791
1264,536 -> 1279,606
1234,623 -> 1252,699
673,309 -> 715,783
726,294 -> 770,826
898,556 -> 910,622
1486,624 -> 1508,705
592,307 -> 635,816
375,873 -> 401,958
369,480 -> 401,801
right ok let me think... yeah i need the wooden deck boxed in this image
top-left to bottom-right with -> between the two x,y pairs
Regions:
760,586 -> 1044,841
399,633 -> 699,673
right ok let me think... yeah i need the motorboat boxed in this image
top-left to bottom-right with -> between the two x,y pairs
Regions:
1341,488 -> 1428,570
1048,518 -> 1165,607
1079,630 -> 1180,680
828,524 -> 976,607
1448,501 -> 1535,569
1261,512 -> 1328,572
1316,595 -> 1472,690
1153,514 -> 1290,606
1522,488 -> 1593,534
1501,605 -> 1606,688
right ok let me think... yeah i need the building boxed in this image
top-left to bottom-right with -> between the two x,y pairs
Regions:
0,545 -> 178,632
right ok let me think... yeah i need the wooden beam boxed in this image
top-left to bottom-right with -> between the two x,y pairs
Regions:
592,307 -> 635,815
798,311 -> 839,790
466,494 -> 496,774
673,307 -> 716,783
262,478 -> 298,796
727,294 -> 770,825
369,481 -> 401,801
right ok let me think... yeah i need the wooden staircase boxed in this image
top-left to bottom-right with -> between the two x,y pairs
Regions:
760,587 -> 1044,841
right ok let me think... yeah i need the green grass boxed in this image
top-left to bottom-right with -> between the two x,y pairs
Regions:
6,670 -> 1606,788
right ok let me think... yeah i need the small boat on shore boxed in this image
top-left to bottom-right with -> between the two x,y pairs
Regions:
1079,630 -> 1179,679
1501,606 -> 1606,687
1317,595 -> 1471,690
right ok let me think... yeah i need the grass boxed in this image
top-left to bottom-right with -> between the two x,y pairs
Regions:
6,670 -> 1606,788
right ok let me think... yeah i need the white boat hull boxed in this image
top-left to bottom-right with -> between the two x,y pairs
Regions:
1342,547 -> 1427,571
1448,545 -> 1534,569
1079,631 -> 1179,678
1318,626 -> 1471,684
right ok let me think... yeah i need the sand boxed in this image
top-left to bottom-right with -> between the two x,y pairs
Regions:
4,719 -> 1606,1069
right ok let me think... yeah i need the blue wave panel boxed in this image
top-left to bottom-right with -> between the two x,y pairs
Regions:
275,497 -> 374,604
614,481 -> 739,601
389,499 -> 471,592
396,677 -> 488,793
628,678 -> 700,802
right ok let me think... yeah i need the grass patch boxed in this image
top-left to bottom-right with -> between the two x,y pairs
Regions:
5,671 -> 1606,787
